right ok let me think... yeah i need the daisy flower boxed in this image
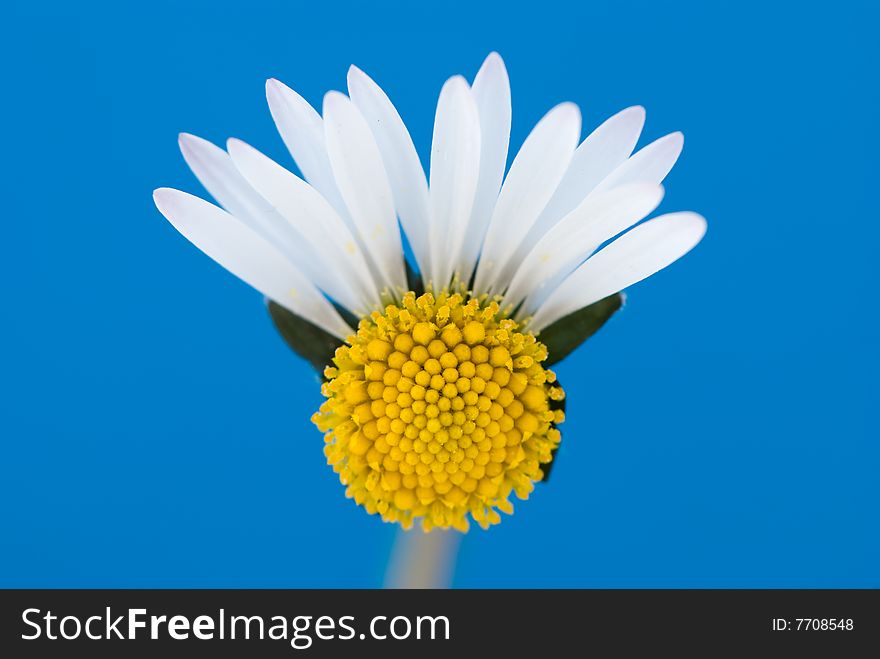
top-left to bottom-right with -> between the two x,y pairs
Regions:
153,53 -> 706,532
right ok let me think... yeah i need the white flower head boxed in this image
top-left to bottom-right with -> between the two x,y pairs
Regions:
154,53 -> 706,531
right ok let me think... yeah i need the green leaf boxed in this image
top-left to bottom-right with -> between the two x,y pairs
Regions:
267,301 -> 345,374
537,295 -> 623,481
538,293 -> 623,366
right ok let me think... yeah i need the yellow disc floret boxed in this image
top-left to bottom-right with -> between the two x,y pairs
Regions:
312,291 -> 565,532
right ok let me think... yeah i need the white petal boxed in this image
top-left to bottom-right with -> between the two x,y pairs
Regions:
153,188 -> 353,340
265,78 -> 351,221
506,182 -> 664,312
456,52 -> 512,285
178,133 -> 333,299
323,91 -> 407,294
347,65 -> 431,275
427,76 -> 482,288
526,106 -> 645,239
528,211 -> 707,331
473,102 -> 581,295
225,138 -> 380,314
179,133 -> 278,228
593,131 -> 684,193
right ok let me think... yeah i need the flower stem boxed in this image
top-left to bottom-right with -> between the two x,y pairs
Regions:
383,528 -> 461,589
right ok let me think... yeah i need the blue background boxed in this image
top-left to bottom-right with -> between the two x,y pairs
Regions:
2,0 -> 877,587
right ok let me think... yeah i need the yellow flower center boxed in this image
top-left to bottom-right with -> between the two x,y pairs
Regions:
312,291 -> 564,532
